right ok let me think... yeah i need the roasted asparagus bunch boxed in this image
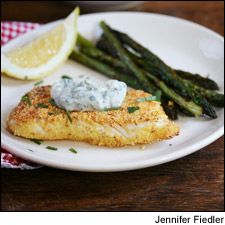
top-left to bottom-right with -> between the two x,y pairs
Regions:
70,21 -> 224,120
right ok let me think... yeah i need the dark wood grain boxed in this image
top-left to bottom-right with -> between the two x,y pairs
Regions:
1,137 -> 224,211
138,1 -> 224,35
1,1 -> 224,212
1,1 -> 224,36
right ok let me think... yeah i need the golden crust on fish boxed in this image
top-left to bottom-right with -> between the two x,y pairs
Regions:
7,86 -> 180,147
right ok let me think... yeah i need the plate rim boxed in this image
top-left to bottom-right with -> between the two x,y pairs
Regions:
1,126 -> 224,172
78,11 -> 224,41
1,12 -> 224,172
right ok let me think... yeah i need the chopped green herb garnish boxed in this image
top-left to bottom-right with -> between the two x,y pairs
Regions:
104,107 -> 121,111
21,94 -> 31,106
46,146 -> 58,151
30,139 -> 43,145
48,112 -> 55,116
69,148 -> 77,154
35,103 -> 48,108
24,76 -> 28,80
137,96 -> 157,102
27,149 -> 34,152
137,90 -> 162,103
65,110 -> 72,123
49,98 -> 57,106
34,80 -> 44,86
127,106 -> 140,113
61,75 -> 72,79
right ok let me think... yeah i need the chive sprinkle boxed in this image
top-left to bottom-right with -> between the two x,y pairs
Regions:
137,90 -> 162,102
137,96 -> 158,102
49,98 -> 57,106
61,75 -> 72,79
65,110 -> 72,123
30,139 -> 43,145
127,106 -> 140,113
35,103 -> 48,108
46,146 -> 58,151
34,80 -> 44,86
21,94 -> 31,106
69,148 -> 77,154
27,149 -> 34,152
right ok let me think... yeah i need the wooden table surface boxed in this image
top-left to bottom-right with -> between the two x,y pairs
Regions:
1,1 -> 224,211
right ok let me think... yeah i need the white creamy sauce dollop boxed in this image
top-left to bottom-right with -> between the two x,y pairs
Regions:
51,76 -> 127,111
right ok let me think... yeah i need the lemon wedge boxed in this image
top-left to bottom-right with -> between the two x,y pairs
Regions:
1,7 -> 79,80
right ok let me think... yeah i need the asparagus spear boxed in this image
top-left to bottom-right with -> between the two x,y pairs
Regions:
178,107 -> 195,117
77,34 -> 95,48
135,57 -> 224,107
97,34 -> 220,93
77,33 -> 209,118
111,28 -> 218,118
70,50 -> 203,117
175,70 -> 219,91
70,50 -> 141,89
122,42 -> 221,115
70,52 -> 181,118
96,34 -> 118,58
100,21 -> 157,95
77,33 -> 201,118
182,79 -> 224,107
77,35 -> 178,119
123,49 -> 224,108
77,34 -> 121,67
80,48 -> 178,119
80,46 -> 130,74
142,70 -> 203,117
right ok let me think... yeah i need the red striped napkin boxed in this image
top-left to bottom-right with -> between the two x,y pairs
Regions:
1,21 -> 41,169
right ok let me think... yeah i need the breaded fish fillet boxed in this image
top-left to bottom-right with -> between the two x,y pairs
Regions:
7,86 -> 180,147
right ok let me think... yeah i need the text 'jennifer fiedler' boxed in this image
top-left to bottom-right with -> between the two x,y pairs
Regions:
155,215 -> 224,224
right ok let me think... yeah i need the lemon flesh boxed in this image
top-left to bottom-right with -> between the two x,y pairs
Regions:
1,7 -> 79,80
6,25 -> 65,68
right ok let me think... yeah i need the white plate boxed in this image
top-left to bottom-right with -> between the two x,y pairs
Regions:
1,12 -> 224,172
